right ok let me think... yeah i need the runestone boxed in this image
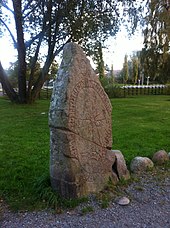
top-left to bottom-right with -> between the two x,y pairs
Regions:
49,42 -> 118,198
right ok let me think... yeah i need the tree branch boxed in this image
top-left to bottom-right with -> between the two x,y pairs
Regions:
22,0 -> 35,13
30,37 -> 71,102
1,2 -> 14,14
22,0 -> 42,19
25,30 -> 44,48
28,29 -> 46,94
0,18 -> 17,48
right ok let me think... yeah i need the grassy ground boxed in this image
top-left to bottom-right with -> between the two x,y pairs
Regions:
0,98 -> 50,210
0,95 -> 170,211
111,96 -> 170,163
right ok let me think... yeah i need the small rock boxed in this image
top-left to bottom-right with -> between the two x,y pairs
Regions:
168,152 -> 170,159
117,197 -> 130,206
112,150 -> 130,180
130,157 -> 154,173
152,150 -> 169,165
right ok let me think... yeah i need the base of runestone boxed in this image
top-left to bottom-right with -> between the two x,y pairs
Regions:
50,128 -> 118,198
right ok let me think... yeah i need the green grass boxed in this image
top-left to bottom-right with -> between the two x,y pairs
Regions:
0,98 -> 50,210
0,95 -> 170,211
81,206 -> 94,215
111,95 -> 170,163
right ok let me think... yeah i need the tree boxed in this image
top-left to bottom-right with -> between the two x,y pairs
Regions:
144,0 -> 170,50
132,57 -> 139,84
127,59 -> 133,83
110,64 -> 115,83
142,0 -> 170,83
48,61 -> 58,81
123,54 -> 129,84
0,0 -> 144,103
93,42 -> 105,79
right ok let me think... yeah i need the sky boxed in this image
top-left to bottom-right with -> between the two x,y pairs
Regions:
0,28 -> 144,71
0,37 -> 17,69
103,29 -> 144,70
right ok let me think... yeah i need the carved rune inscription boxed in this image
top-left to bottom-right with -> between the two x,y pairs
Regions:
68,79 -> 112,180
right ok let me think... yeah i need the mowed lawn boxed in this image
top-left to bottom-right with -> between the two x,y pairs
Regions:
0,95 -> 170,210
111,96 -> 170,162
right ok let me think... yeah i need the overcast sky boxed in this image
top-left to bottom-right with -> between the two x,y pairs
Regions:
103,29 -> 144,70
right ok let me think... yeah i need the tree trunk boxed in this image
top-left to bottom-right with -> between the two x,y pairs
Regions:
13,0 -> 27,103
0,62 -> 19,103
29,68 -> 49,103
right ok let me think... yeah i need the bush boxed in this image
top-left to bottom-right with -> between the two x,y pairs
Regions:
105,85 -> 124,98
99,77 -> 125,98
165,85 -> 170,95
100,82 -> 124,98
99,77 -> 112,88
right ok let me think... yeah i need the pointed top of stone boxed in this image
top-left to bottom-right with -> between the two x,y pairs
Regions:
61,42 -> 88,67
63,42 -> 86,56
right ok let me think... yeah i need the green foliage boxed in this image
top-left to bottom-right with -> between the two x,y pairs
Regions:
165,85 -> 170,95
5,59 -> 42,88
132,57 -> 139,84
123,54 -> 129,84
5,59 -> 58,91
100,198 -> 110,209
99,76 -> 111,88
93,42 -> 105,79
99,77 -> 124,98
34,174 -> 88,210
140,47 -> 170,84
104,84 -> 124,98
26,59 -> 42,85
96,190 -> 112,209
48,60 -> 58,81
33,174 -> 60,209
141,0 -> 170,84
81,206 -> 94,215
110,64 -> 115,83
5,61 -> 18,88
144,0 -> 170,49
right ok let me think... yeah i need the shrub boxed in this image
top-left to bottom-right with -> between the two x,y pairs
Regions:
165,85 -> 170,95
104,85 -> 124,98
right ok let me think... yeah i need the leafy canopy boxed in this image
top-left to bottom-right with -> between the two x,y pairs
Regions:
142,0 -> 170,83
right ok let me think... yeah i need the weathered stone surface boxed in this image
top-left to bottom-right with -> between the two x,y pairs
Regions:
49,42 -> 117,198
152,150 -> 169,165
130,157 -> 154,173
112,150 -> 130,180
